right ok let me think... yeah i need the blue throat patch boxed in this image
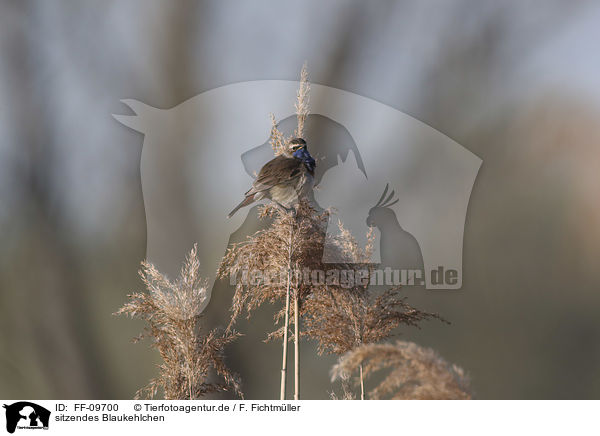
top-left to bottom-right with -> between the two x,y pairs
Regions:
293,148 -> 316,173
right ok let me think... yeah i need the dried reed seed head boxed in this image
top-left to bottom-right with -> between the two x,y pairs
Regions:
269,113 -> 288,156
331,341 -> 471,400
270,63 -> 310,156
300,217 -> 444,355
116,245 -> 243,399
294,63 -> 310,139
302,284 -> 445,356
220,200 -> 444,350
219,201 -> 331,336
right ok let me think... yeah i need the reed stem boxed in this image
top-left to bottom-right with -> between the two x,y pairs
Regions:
280,218 -> 294,400
294,294 -> 300,400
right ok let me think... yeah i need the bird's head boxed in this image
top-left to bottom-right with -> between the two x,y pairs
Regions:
289,138 -> 316,173
366,184 -> 399,228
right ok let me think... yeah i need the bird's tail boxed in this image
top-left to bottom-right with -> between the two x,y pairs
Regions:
227,195 -> 255,218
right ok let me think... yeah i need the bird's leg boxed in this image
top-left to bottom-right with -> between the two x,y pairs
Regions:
273,200 -> 296,217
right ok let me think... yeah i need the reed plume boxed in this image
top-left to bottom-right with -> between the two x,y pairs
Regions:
115,244 -> 243,399
294,62 -> 310,138
269,113 -> 288,157
218,202 -> 328,399
302,222 -> 445,399
270,61 -> 310,156
331,340 -> 471,400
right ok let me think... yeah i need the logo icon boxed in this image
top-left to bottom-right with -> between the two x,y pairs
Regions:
3,402 -> 50,434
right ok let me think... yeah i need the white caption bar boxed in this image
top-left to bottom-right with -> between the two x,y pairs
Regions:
1,400 -> 597,436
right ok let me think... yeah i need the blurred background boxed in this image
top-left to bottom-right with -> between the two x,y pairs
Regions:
1,0 -> 600,399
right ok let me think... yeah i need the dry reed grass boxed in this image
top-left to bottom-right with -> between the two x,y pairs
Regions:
218,201 -> 328,338
331,340 -> 471,400
270,62 -> 310,156
301,221 -> 445,399
302,223 -> 444,356
115,245 -> 243,399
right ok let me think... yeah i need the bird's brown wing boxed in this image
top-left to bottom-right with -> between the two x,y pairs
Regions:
245,156 -> 302,195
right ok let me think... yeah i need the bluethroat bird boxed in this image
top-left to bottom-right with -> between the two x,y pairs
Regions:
228,138 -> 316,218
